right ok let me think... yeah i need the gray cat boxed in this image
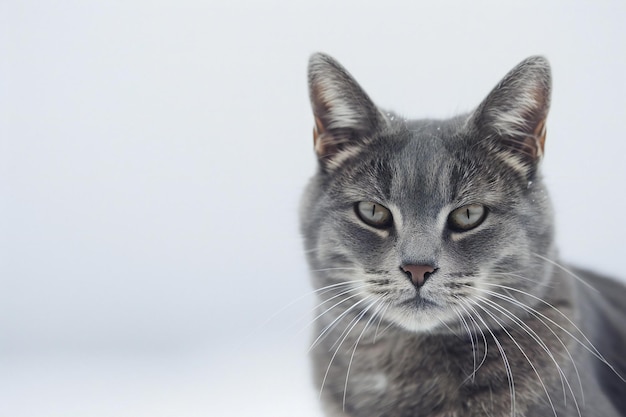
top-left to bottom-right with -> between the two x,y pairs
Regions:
300,53 -> 626,417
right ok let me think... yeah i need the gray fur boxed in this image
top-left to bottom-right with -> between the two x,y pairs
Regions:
301,53 -> 626,417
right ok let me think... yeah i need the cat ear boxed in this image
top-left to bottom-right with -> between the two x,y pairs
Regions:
308,53 -> 386,167
470,56 -> 551,175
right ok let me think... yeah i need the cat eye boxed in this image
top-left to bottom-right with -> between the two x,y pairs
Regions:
447,204 -> 487,232
355,201 -> 393,229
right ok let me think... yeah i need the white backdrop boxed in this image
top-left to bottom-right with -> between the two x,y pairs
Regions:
2,1 -> 625,416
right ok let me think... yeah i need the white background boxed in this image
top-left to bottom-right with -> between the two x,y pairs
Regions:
2,1 -> 625,416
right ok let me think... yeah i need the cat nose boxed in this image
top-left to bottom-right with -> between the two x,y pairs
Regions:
401,264 -> 437,287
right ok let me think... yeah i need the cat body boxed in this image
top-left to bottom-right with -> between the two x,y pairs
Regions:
300,53 -> 626,416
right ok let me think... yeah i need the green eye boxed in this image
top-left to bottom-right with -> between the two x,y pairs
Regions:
355,202 -> 393,229
448,204 -> 487,232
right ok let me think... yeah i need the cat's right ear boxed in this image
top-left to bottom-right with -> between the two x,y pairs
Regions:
308,53 -> 385,169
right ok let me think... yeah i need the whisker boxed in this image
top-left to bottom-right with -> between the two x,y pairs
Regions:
455,299 -> 489,379
313,280 -> 364,293
473,286 -> 585,408
473,299 -> 558,417
308,293 -> 371,352
474,293 -> 580,416
319,295 -> 374,401
461,301 -> 516,417
343,297 -> 384,409
329,297 -> 379,352
293,286 -> 366,334
479,282 -> 625,382
532,253 -> 598,293
373,300 -> 391,344
490,271 -> 552,286
251,280 -> 363,335
460,300 -> 489,372
451,305 -> 478,382
311,267 -> 361,273
314,285 -> 367,309
376,320 -> 396,339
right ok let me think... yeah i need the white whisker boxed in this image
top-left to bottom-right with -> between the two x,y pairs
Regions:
309,293 -> 371,352
452,304 -> 478,382
455,299 -> 489,380
294,286 -> 366,335
319,295 -> 374,401
532,253 -> 598,293
473,286 -> 585,408
491,271 -> 552,286
479,282 -> 625,382
311,267 -> 361,273
462,300 -> 516,417
373,300 -> 391,343
343,297 -> 384,409
475,293 -> 579,416
251,280 -> 363,337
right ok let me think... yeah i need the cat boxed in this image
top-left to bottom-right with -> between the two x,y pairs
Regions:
300,52 -> 626,417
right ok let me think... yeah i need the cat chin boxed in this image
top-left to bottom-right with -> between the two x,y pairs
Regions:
386,305 -> 457,333
395,320 -> 443,333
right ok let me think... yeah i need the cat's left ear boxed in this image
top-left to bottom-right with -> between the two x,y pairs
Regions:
469,56 -> 551,176
308,53 -> 387,169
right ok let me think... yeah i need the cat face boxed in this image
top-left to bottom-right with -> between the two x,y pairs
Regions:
301,54 -> 556,333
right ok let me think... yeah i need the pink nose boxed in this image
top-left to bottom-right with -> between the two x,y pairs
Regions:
401,264 -> 436,287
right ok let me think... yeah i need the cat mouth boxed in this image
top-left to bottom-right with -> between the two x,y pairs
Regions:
400,295 -> 439,309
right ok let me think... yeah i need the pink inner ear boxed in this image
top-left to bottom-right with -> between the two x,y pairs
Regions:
313,116 -> 333,158
534,119 -> 547,158
528,84 -> 548,158
313,117 -> 323,149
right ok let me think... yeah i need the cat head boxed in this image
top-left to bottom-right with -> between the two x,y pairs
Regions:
301,53 -> 555,333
